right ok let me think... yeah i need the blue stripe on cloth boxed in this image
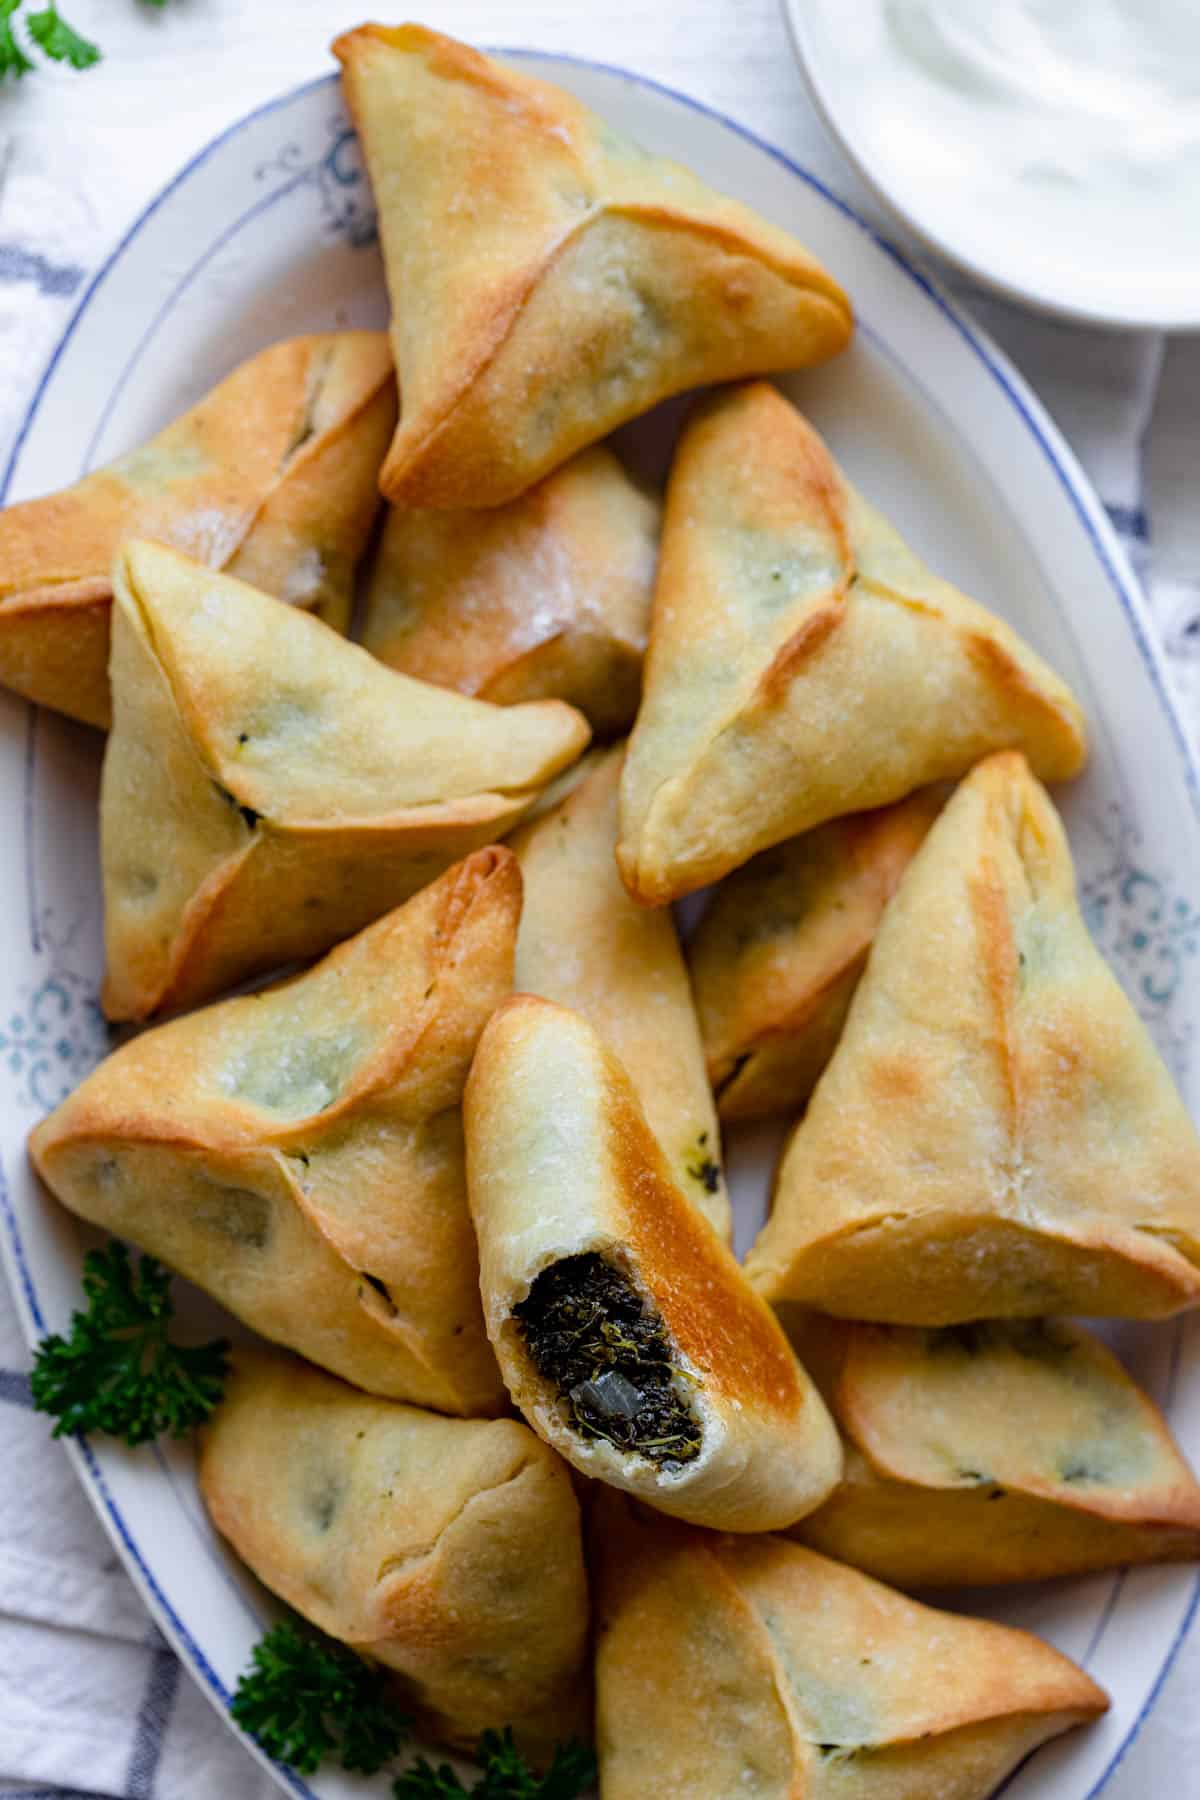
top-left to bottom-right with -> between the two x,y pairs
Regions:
1106,501 -> 1150,543
0,245 -> 88,299
0,1368 -> 32,1407
124,1633 -> 180,1799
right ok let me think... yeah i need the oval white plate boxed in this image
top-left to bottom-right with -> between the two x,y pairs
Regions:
2,53 -> 1199,1800
779,0 -> 1200,331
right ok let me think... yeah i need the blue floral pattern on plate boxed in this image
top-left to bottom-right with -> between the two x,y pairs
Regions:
254,111 -> 377,248
3,909 -> 108,1114
1080,803 -> 1200,1075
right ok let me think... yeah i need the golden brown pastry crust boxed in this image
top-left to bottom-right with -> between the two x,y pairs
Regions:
332,24 -> 852,508
200,1349 -> 590,1759
592,1491 -> 1107,1799
31,850 -> 522,1415
364,446 -> 658,735
618,382 -> 1087,904
690,790 -> 946,1123
464,995 -> 841,1530
785,1313 -> 1200,1586
0,333 -> 395,725
510,744 -> 730,1237
99,540 -> 588,1019
746,752 -> 1200,1321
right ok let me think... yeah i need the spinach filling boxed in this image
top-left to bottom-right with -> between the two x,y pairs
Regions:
212,780 -> 260,831
512,1253 -> 702,1468
685,1130 -> 722,1195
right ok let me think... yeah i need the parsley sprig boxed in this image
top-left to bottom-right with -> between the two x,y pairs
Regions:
232,1622 -> 595,1796
26,3 -> 98,67
30,1241 -> 229,1444
232,1622 -> 411,1776
2,0 -> 94,74
0,0 -> 32,74
394,1729 -> 597,1799
1,0 -> 172,79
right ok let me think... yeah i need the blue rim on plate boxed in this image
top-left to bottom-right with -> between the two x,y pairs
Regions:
2,55 -> 1198,1800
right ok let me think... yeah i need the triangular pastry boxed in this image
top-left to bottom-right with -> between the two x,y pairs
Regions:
618,382 -> 1087,903
31,851 -> 519,1416
786,1313 -> 1200,1586
464,995 -> 841,1531
332,24 -> 852,508
101,540 -> 588,1019
746,752 -> 1200,1320
592,1491 -> 1107,1800
0,333 -> 395,726
510,745 -> 730,1238
363,445 -> 659,736
200,1349 -> 590,1759
690,789 -> 945,1122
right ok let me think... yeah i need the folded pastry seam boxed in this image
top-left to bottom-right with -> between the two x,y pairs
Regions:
32,847 -> 524,1416
783,1311 -> 1200,1587
200,1347 -> 591,1760
333,24 -> 852,509
746,750 -> 1200,1322
0,332 -> 396,725
591,1489 -> 1108,1799
617,381 -> 1087,905
99,537 -> 589,1019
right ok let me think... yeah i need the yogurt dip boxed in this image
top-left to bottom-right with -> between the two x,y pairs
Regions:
790,0 -> 1200,325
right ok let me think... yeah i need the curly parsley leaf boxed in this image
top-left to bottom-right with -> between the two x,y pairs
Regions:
0,0 -> 35,75
518,1739 -> 596,1800
394,1728 -> 597,1799
232,1621 -> 411,1776
26,3 -> 99,68
393,1765 -> 468,1800
30,1241 -> 229,1445
1,0 -> 174,78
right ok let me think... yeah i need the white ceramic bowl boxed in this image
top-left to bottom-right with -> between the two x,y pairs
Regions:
780,0 -> 1200,331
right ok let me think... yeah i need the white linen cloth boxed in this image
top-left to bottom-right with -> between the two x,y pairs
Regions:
0,1 -> 1196,1795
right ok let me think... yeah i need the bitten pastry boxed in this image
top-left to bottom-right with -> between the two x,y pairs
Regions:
510,745 -> 730,1238
464,995 -> 841,1531
785,1313 -> 1200,1586
618,382 -> 1087,903
101,540 -> 588,1019
690,789 -> 945,1122
592,1491 -> 1107,1800
363,446 -> 659,736
0,333 -> 395,726
31,851 -> 520,1416
746,752 -> 1200,1321
200,1349 -> 590,1760
332,24 -> 852,508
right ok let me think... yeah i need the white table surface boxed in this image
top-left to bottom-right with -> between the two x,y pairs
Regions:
0,2 -> 1198,1795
